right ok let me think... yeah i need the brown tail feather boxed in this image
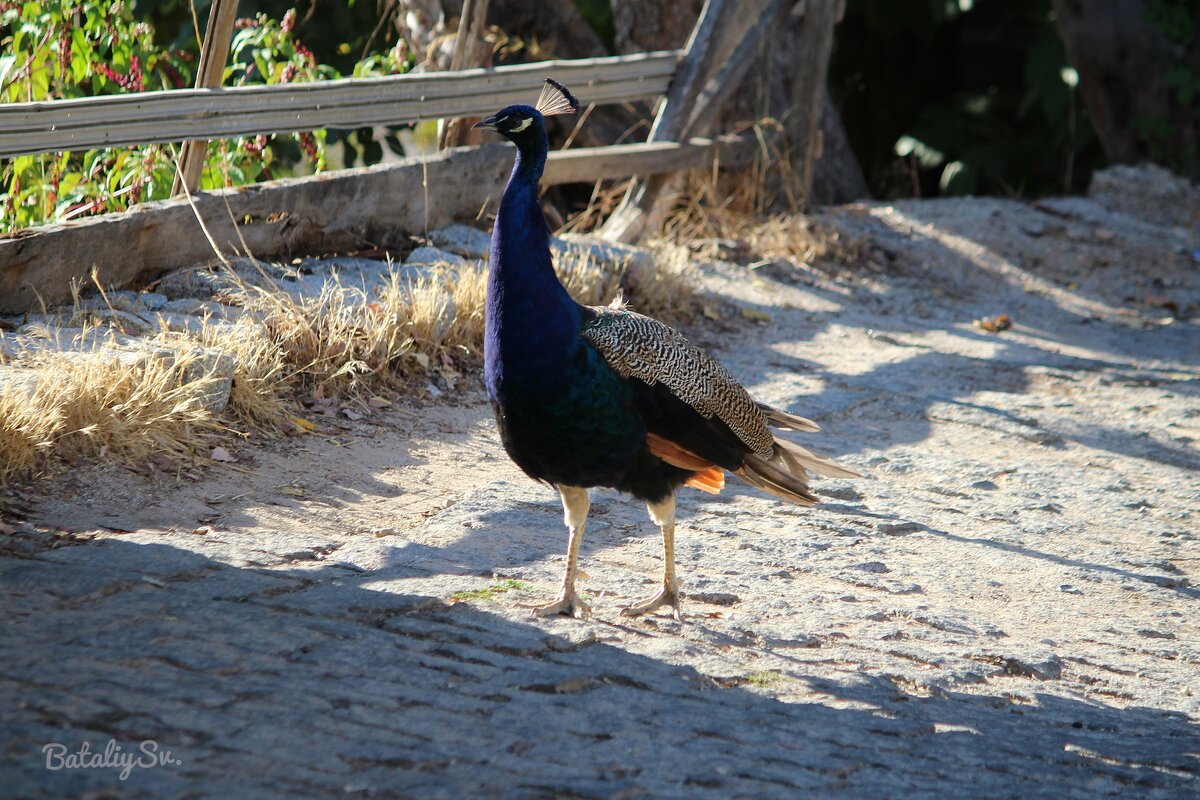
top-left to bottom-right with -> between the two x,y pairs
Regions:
736,435 -> 859,504
736,451 -> 819,505
774,438 -> 861,479
758,404 -> 821,433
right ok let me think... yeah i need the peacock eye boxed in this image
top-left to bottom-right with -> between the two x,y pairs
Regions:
506,116 -> 533,133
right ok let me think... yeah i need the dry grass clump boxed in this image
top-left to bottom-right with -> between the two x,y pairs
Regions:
0,375 -> 64,481
186,319 -> 291,427
224,262 -> 488,399
0,334 -> 228,482
664,168 -> 853,266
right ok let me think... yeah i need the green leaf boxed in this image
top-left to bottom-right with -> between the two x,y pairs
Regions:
0,55 -> 16,90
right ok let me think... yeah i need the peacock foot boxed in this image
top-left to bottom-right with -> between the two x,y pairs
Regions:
621,582 -> 681,620
530,589 -> 591,619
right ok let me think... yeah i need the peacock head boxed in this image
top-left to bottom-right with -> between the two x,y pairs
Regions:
473,79 -> 579,146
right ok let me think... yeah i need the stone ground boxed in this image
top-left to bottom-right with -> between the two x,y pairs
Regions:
1,166 -> 1198,797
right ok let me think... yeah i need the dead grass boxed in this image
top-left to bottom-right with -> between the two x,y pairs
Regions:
0,243 -> 696,483
0,331 -> 228,482
663,167 -> 853,267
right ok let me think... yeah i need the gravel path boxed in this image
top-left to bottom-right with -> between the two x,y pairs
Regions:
2,168 -> 1197,797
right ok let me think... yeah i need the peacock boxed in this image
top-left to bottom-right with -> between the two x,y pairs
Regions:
473,79 -> 859,619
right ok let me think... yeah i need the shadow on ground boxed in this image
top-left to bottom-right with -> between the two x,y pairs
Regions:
3,538 -> 1195,798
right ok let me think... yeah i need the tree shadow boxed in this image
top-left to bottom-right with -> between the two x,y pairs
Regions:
2,537 -> 1197,798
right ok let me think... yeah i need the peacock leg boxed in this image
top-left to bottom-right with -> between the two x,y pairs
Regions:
621,493 -> 682,620
533,485 -> 591,618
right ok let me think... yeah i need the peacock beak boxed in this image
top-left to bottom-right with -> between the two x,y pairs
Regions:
473,116 -> 500,131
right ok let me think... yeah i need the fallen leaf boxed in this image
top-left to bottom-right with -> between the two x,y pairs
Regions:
367,396 -> 392,409
974,314 -> 1013,333
210,446 -> 237,463
289,416 -> 317,432
0,520 -> 16,535
342,408 -> 364,421
740,307 -> 772,324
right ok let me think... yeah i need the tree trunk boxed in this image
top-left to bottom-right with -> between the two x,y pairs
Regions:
1050,0 -> 1186,166
612,0 -> 865,211
811,90 -> 870,205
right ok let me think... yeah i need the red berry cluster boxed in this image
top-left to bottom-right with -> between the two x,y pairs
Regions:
243,134 -> 269,156
294,43 -> 315,67
298,131 -> 318,161
157,60 -> 186,89
92,56 -> 144,92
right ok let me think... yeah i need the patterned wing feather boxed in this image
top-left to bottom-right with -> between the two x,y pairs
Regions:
582,307 -> 774,457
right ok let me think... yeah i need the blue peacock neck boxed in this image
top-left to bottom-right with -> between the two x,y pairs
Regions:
484,126 -> 582,400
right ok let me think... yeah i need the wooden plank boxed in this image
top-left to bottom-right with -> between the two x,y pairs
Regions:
543,134 -> 755,184
0,134 -> 754,314
0,52 -> 681,159
172,0 -> 240,196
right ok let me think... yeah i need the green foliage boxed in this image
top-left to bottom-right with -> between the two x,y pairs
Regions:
0,1 -> 412,235
573,0 -> 615,54
1,0 -> 195,230
832,0 -> 1103,198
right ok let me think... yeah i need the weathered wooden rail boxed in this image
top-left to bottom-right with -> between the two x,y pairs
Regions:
0,52 -> 680,159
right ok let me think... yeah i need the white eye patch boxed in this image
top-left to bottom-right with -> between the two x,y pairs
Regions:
508,116 -> 533,132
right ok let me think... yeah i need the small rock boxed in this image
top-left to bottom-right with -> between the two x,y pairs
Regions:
210,447 -> 237,463
766,632 -> 821,649
877,521 -> 923,536
552,234 -> 652,276
690,591 -> 740,606
406,246 -> 465,266
1000,654 -> 1061,680
1137,629 -> 1176,640
161,297 -> 209,315
971,480 -> 998,490
818,485 -> 862,501
429,224 -> 491,259
1059,584 -> 1083,595
137,292 -> 168,311
853,561 -> 891,573
86,309 -> 155,335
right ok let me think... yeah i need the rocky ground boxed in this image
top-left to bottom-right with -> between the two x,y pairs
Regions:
1,165 -> 1198,798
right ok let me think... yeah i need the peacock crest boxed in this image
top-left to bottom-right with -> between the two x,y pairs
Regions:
535,78 -> 580,118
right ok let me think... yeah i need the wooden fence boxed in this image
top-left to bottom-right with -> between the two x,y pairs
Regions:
0,52 -> 681,159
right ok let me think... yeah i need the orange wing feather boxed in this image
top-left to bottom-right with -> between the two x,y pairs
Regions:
645,433 -> 726,494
